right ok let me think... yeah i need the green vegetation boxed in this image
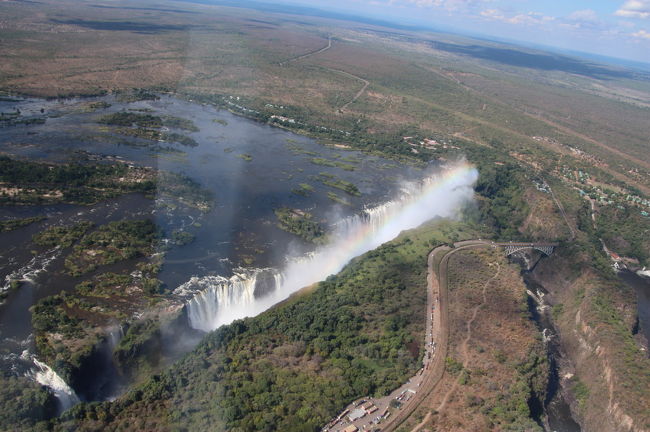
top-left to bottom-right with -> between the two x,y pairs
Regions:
113,127 -> 198,147
53,222 -> 472,431
112,318 -> 166,381
170,229 -> 195,246
0,376 -> 57,430
0,156 -> 212,211
482,350 -> 548,431
99,112 -> 162,128
292,183 -> 314,197
0,108 -> 46,126
213,118 -> 228,126
474,163 -> 529,239
596,205 -> 649,266
30,254 -> 166,386
310,157 -> 356,171
275,207 -> 326,244
115,89 -> 160,103
32,221 -> 94,248
237,153 -> 253,162
571,376 -> 589,410
88,101 -> 111,110
286,143 -> 318,156
316,173 -> 361,196
0,216 -> 45,232
445,357 -> 464,375
0,279 -> 23,301
157,171 -> 213,212
0,112 -> 46,126
2,4 -> 650,429
0,156 -> 156,205
162,116 -> 198,132
327,191 -> 349,205
99,112 -> 198,146
64,219 -> 159,276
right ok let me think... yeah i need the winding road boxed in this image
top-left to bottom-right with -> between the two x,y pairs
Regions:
381,240 -> 494,432
279,35 -> 332,66
277,34 -> 370,112
328,68 -> 370,112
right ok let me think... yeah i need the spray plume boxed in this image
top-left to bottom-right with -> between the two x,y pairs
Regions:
183,160 -> 478,331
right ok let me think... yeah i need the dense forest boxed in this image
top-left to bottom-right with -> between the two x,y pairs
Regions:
51,222 -> 473,431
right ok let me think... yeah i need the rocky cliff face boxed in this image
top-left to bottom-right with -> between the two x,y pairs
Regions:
531,250 -> 649,432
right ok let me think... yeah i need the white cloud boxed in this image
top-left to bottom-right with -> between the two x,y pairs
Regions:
564,9 -> 605,30
392,0 -> 487,11
567,9 -> 598,22
479,9 -> 554,26
615,0 -> 650,19
631,29 -> 650,38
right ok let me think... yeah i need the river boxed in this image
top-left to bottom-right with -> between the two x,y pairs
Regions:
1,93 -> 438,405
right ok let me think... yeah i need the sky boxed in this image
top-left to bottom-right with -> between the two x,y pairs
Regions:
266,0 -> 650,64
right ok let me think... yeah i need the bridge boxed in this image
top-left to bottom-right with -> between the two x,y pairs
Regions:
492,242 -> 558,256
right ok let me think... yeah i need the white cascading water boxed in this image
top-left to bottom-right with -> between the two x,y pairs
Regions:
180,271 -> 263,331
181,162 -> 478,332
30,358 -> 80,412
107,325 -> 125,349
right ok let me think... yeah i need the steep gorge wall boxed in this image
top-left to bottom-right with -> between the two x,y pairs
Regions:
531,251 -> 649,432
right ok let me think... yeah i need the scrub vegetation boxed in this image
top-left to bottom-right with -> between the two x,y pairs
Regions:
274,207 -> 326,244
0,156 -> 156,205
32,221 -> 94,248
0,216 -> 45,232
64,219 -> 159,276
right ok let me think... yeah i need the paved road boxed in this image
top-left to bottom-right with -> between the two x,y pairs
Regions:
324,240 -> 494,432
324,247 -> 441,432
380,240 -> 493,432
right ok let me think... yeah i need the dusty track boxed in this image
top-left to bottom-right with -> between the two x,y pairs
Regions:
327,68 -> 370,112
279,35 -> 331,66
277,34 -> 369,112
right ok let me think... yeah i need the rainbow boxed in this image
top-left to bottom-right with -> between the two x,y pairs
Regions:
185,160 -> 479,331
275,160 -> 479,299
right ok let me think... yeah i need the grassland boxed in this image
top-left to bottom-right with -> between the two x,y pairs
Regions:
1,0 -> 647,192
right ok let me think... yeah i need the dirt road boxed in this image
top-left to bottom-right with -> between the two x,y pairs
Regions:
279,35 -> 332,66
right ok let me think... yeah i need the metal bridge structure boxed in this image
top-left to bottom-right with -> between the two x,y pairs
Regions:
492,242 -> 558,256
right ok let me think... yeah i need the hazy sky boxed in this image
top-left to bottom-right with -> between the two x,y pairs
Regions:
269,0 -> 650,63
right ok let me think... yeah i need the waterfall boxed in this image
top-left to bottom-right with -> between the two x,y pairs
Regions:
180,270 -> 266,332
30,358 -> 80,412
181,162 -> 478,332
107,325 -> 125,349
